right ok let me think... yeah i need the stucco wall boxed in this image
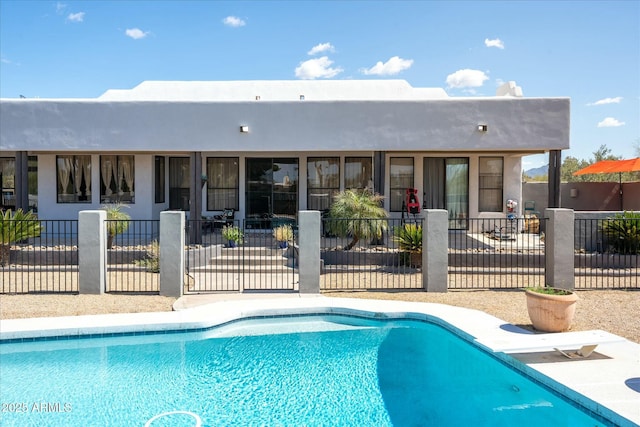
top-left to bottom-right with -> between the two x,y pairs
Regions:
523,181 -> 640,212
1,98 -> 569,153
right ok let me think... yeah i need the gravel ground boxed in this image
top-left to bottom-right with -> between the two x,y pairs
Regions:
1,289 -> 638,343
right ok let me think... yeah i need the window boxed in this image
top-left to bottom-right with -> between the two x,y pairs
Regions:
169,157 -> 189,211
1,157 -> 16,209
57,155 -> 92,203
479,157 -> 503,212
307,157 -> 339,211
344,157 -> 373,190
154,156 -> 165,203
390,157 -> 414,211
206,157 -> 239,211
100,155 -> 134,204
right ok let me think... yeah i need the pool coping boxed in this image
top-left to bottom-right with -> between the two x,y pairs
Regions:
1,295 -> 639,426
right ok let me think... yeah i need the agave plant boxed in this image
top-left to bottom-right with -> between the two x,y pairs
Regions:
103,204 -> 131,249
393,223 -> 422,253
601,211 -> 640,255
326,189 -> 388,250
0,209 -> 43,267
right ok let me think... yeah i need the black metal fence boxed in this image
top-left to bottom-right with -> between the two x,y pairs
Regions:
2,215 -> 638,294
448,217 -> 546,289
1,219 -> 79,293
320,217 -> 423,291
574,217 -> 639,289
105,219 -> 160,293
184,219 -> 297,293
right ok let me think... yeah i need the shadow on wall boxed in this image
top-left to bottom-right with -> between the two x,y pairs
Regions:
523,182 -> 640,212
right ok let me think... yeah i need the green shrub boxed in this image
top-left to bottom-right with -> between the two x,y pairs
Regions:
0,209 -> 43,266
134,240 -> 160,273
601,211 -> 640,254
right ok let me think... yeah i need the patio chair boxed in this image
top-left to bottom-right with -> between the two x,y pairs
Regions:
212,208 -> 235,229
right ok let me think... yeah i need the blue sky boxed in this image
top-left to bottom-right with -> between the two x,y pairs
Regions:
1,1 -> 638,169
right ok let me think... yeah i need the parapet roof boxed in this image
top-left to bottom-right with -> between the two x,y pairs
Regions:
98,80 -> 452,101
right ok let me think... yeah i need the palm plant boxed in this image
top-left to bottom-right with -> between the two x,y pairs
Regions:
327,189 -> 388,250
103,204 -> 130,249
0,209 -> 43,267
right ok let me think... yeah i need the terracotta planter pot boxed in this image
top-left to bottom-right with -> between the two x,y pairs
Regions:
525,288 -> 578,332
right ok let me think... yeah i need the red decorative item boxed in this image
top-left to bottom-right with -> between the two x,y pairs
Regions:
405,188 -> 420,215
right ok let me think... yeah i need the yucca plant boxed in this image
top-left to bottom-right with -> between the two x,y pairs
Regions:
0,209 -> 43,267
601,211 -> 640,255
326,189 -> 388,250
103,204 -> 130,249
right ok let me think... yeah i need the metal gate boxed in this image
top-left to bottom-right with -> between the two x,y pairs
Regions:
184,219 -> 298,293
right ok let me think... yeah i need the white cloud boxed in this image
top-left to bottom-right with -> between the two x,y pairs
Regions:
308,43 -> 334,56
445,69 -> 489,88
587,97 -> 623,106
55,2 -> 67,14
125,28 -> 149,39
295,56 -> 343,79
484,38 -> 504,49
597,117 -> 625,127
361,56 -> 413,76
67,12 -> 85,23
223,16 -> 246,27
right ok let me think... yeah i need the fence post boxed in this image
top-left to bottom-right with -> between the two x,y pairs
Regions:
424,209 -> 448,292
298,210 -> 320,293
160,210 -> 185,297
78,210 -> 106,294
545,208 -> 575,290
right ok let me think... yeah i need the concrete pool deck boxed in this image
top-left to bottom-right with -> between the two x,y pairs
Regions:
1,295 -> 638,426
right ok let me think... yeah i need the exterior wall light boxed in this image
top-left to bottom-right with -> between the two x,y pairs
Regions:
477,124 -> 488,132
240,125 -> 249,133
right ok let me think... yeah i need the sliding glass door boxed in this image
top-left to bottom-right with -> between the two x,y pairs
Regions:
424,157 -> 469,229
246,158 -> 298,228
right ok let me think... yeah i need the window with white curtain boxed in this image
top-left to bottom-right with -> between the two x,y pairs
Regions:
478,157 -> 503,212
56,155 -> 92,203
206,157 -> 239,211
390,157 -> 414,211
100,155 -> 134,204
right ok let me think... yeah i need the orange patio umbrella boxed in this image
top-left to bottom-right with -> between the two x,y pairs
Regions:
573,157 -> 640,210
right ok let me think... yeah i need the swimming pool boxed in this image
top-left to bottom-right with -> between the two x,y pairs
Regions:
0,314 -> 620,426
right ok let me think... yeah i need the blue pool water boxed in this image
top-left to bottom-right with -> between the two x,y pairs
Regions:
0,315 -> 615,426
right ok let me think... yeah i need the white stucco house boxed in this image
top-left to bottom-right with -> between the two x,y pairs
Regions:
0,79 -> 569,229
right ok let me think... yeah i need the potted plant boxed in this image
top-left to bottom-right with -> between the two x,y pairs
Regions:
273,224 -> 294,249
0,209 -> 43,267
393,223 -> 422,267
525,286 -> 578,332
222,225 -> 243,248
